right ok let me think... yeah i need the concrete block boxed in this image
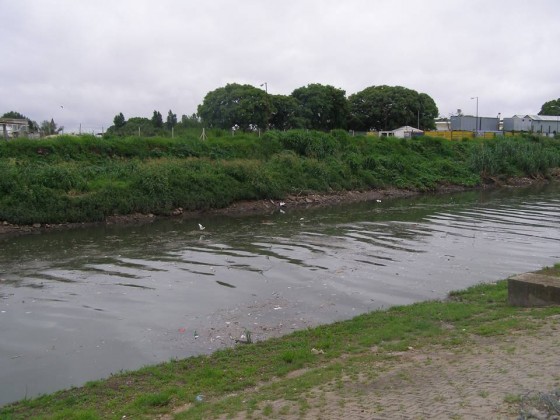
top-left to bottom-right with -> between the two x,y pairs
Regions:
508,273 -> 560,307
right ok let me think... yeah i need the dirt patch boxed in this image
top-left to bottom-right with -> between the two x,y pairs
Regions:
227,316 -> 560,419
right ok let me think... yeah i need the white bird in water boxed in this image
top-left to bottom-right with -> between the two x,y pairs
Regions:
198,223 -> 205,230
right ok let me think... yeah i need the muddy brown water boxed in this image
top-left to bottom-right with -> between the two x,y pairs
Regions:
1,183 -> 559,406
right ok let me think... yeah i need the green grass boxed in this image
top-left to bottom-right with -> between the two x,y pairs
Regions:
2,267 -> 559,419
0,131 -> 558,224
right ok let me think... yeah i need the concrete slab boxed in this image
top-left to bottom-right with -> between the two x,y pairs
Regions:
508,273 -> 560,307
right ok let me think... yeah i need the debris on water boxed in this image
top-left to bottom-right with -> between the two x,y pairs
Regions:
178,327 -> 186,333
216,280 -> 236,288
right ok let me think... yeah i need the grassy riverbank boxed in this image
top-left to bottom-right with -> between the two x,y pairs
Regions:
1,265 -> 559,419
0,130 -> 559,224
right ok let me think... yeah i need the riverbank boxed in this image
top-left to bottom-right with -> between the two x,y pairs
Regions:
0,175 -> 552,238
1,266 -> 559,419
1,131 -> 559,228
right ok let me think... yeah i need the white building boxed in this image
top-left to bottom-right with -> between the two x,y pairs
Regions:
379,126 -> 424,139
0,118 -> 29,140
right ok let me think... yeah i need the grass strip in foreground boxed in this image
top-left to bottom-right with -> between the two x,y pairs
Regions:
1,266 -> 559,419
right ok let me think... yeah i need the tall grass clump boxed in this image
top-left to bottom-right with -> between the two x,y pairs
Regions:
469,137 -> 560,178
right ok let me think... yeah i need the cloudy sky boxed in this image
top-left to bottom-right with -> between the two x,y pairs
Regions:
2,0 -> 559,133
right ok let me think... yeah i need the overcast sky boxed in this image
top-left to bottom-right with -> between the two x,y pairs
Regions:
2,0 -> 559,133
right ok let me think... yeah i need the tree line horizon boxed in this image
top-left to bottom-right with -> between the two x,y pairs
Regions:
109,83 -> 441,136
3,84 -> 559,137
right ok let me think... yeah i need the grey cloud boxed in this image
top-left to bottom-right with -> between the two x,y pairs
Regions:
1,0 -> 559,132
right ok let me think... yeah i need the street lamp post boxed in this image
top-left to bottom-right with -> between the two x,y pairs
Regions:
471,96 -> 478,134
260,82 -> 267,94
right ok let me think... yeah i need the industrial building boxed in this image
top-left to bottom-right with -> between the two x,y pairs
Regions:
502,115 -> 560,135
450,116 -> 500,132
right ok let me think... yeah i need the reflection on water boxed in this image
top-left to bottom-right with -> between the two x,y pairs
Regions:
1,182 -> 560,405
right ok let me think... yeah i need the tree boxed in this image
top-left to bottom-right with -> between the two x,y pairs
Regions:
539,98 -> 560,115
2,111 -> 27,119
40,118 -> 63,136
113,112 -> 126,128
106,116 -> 162,137
197,83 -> 271,130
268,94 -> 300,130
179,113 -> 202,128
151,110 -> 163,128
290,84 -> 348,130
348,85 -> 438,131
417,93 -> 438,130
165,110 -> 177,129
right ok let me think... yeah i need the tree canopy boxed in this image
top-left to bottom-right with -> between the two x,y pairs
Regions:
166,110 -> 177,129
348,85 -> 438,131
539,98 -> 560,115
152,111 -> 164,128
40,118 -> 63,135
197,83 -> 271,130
291,84 -> 348,130
268,94 -> 300,130
113,112 -> 126,128
105,83 -> 440,136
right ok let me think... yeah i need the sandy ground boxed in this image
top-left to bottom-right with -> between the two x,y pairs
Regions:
217,316 -> 560,420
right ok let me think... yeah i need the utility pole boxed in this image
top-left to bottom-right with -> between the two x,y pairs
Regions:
471,96 -> 479,133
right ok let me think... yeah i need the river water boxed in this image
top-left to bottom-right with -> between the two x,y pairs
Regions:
1,183 -> 559,406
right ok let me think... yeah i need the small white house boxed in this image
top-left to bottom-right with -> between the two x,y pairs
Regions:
379,126 -> 423,139
0,118 -> 29,140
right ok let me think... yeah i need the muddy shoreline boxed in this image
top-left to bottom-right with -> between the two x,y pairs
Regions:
0,176 -> 550,238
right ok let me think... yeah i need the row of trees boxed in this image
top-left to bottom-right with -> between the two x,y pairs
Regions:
196,83 -> 439,132
107,84 -> 439,136
6,95 -> 559,140
106,110 -> 201,137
